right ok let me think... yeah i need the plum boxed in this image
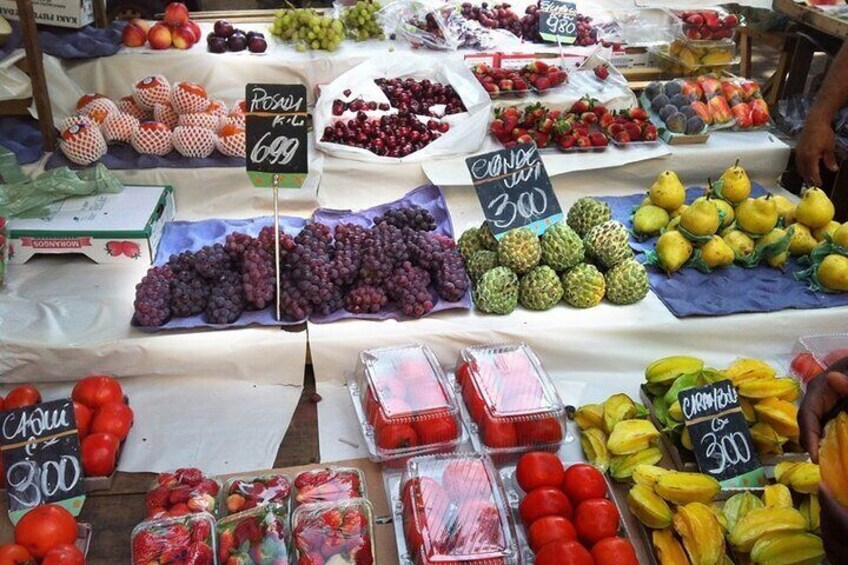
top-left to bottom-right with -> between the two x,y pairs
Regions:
228,32 -> 247,51
679,105 -> 695,118
659,104 -> 678,122
664,81 -> 683,98
670,93 -> 690,109
685,116 -> 705,135
214,20 -> 234,38
208,35 -> 227,53
651,93 -> 671,113
248,36 -> 267,53
644,81 -> 662,101
666,112 -> 687,134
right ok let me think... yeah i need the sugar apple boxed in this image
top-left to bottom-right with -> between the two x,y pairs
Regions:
497,227 -> 541,275
474,266 -> 519,315
562,263 -> 605,308
605,258 -> 649,305
584,220 -> 634,269
567,197 -> 612,238
458,227 -> 485,260
467,250 -> 499,281
479,221 -> 499,251
519,266 -> 564,310
541,222 -> 584,272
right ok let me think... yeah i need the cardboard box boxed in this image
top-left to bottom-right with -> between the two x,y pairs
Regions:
8,185 -> 175,265
0,0 -> 93,28
609,46 -> 651,69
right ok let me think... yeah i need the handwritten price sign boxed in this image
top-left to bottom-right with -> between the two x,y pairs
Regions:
679,381 -> 766,488
538,0 -> 577,44
466,142 -> 563,238
245,83 -> 309,188
1,399 -> 86,524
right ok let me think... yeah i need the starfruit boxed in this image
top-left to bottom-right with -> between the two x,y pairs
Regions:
754,398 -> 799,438
775,462 -> 820,495
728,507 -> 807,552
655,472 -> 721,505
603,393 -> 638,434
673,502 -> 725,565
763,484 -> 793,508
653,528 -> 689,565
668,400 -> 684,422
581,428 -> 610,472
607,419 -> 661,455
574,403 -> 605,431
629,484 -> 674,529
633,464 -> 672,487
800,495 -> 820,533
710,503 -> 728,531
749,532 -> 824,565
749,422 -> 787,456
724,358 -> 776,386
737,378 -> 800,400
820,411 -> 848,507
663,371 -> 708,408
610,447 -> 663,480
739,397 -> 757,423
723,492 -> 764,533
681,428 -> 694,451
646,355 -> 705,386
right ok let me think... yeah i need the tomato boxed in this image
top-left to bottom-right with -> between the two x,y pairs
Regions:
442,458 -> 490,499
482,417 -> 517,449
527,515 -> 577,553
81,432 -> 120,477
519,487 -> 573,525
515,452 -> 564,492
14,504 -> 77,559
591,536 -> 638,565
535,539 -> 593,565
90,402 -> 134,440
4,386 -> 41,409
456,362 -> 473,389
0,544 -> 33,565
414,412 -> 458,445
41,544 -> 85,565
562,463 -> 607,504
72,402 -> 92,440
515,417 -> 562,446
71,375 -> 123,409
374,413 -> 418,450
456,498 -> 504,546
574,498 -> 620,546
790,352 -> 824,383
364,386 -> 380,423
462,378 -> 487,424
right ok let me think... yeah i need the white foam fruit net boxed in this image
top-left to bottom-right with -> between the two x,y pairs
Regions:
101,112 -> 140,143
60,120 -> 108,165
216,128 -> 246,158
131,122 -> 174,156
119,96 -> 152,121
170,82 -> 209,115
179,112 -> 219,131
133,75 -> 172,110
173,126 -> 216,158
153,102 -> 179,129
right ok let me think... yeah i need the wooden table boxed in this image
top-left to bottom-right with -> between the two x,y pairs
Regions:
774,0 -> 848,40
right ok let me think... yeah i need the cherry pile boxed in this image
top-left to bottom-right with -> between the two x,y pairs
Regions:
518,1 -> 599,45
322,112 -> 449,157
375,78 -> 466,116
459,2 -> 522,37
331,97 -> 390,116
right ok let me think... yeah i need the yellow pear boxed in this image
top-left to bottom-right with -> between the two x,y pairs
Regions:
719,160 -> 751,204
640,195 -> 653,208
665,216 -> 682,233
789,224 -> 818,257
723,230 -> 755,259
670,205 -> 688,219
813,221 -> 841,242
783,206 -> 797,226
633,205 -> 671,236
771,195 -> 795,220
756,228 -> 790,269
712,198 -> 735,229
680,199 -> 721,236
833,223 -> 848,248
656,231 -> 694,274
736,197 -> 778,235
699,236 -> 735,268
818,254 -> 848,291
649,171 -> 686,211
795,187 -> 835,228
720,223 -> 737,237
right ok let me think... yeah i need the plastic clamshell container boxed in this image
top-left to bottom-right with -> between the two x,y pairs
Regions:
672,7 -> 742,41
218,473 -> 292,518
292,497 -> 375,564
131,513 -> 217,565
455,343 -> 566,460
293,466 -> 368,506
216,503 -> 291,564
788,333 -> 848,387
146,469 -> 221,519
392,452 -> 520,565
653,40 -> 739,74
349,344 -> 468,464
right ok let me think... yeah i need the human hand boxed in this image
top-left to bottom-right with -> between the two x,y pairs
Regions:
796,117 -> 839,187
820,482 -> 848,559
798,370 -> 848,462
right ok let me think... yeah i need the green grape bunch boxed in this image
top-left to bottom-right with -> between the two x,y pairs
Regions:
271,8 -> 346,51
341,0 -> 385,41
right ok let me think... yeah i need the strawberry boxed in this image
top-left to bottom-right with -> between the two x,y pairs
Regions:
533,131 -> 550,148
534,76 -> 551,91
227,493 -> 247,513
299,551 -> 324,565
164,523 -> 192,548
352,535 -> 373,565
322,508 -> 345,530
513,78 -> 528,91
624,123 -> 642,140
599,113 -> 614,129
575,135 -> 592,148
192,519 -> 211,543
218,529 -> 236,562
133,530 -> 162,563
147,506 -> 166,519
187,493 -> 215,513
121,241 -> 141,258
166,502 -> 191,517
614,131 -> 631,144
537,118 -> 553,133
184,541 -> 214,565
593,104 -> 608,116
629,107 -> 649,121
516,133 -> 534,145
234,518 -> 263,545
643,124 -> 658,141
197,478 -> 220,496
147,486 -> 170,510
588,132 -> 609,147
169,485 -> 193,504
593,64 -> 609,80
105,241 -> 124,257
341,509 -> 367,537
320,532 -> 348,558
580,112 -> 598,124
175,468 -> 204,486
158,472 -> 178,487
570,99 -> 590,114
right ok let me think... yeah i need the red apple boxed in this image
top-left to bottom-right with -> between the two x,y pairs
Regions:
171,24 -> 197,49
163,2 -> 189,27
122,19 -> 149,47
147,22 -> 173,49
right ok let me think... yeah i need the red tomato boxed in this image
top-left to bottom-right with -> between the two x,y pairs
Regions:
90,402 -> 134,441
516,452 -> 564,492
482,417 -> 517,449
4,386 -> 41,409
14,504 -> 77,559
519,487 -> 573,525
41,544 -> 85,565
528,515 -> 577,553
515,417 -> 563,445
374,414 -> 419,451
364,386 -> 380,423
456,362 -> 473,389
562,463 -> 607,504
574,498 -> 620,546
414,412 -> 458,445
71,375 -> 123,409
591,537 -> 638,565
0,544 -> 33,565
535,539 -> 593,565
462,378 -> 487,424
790,352 -> 824,383
72,401 -> 92,440
81,432 -> 120,477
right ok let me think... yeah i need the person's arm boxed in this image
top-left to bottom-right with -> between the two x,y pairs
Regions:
797,42 -> 848,187
798,358 -> 848,462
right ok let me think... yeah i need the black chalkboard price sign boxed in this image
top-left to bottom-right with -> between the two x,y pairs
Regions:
679,380 -> 766,488
466,142 -> 563,238
245,83 -> 309,188
1,399 -> 86,524
538,0 -> 578,44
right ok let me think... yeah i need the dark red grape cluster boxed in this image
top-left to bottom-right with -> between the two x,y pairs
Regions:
321,111 -> 449,158
133,265 -> 173,327
205,271 -> 246,324
460,2 -> 522,37
169,252 -> 210,317
376,78 -> 466,116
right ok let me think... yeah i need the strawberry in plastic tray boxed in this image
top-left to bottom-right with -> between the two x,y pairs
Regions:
294,467 -> 366,505
222,473 -> 292,517
293,498 -> 374,565
131,513 -> 215,565
217,504 -> 292,565
145,467 -> 220,519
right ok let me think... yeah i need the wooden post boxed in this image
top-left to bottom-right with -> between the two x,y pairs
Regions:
93,0 -> 108,28
15,0 -> 56,152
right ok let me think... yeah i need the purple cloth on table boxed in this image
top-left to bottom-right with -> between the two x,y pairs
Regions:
38,24 -> 122,60
600,185 -> 848,318
0,117 -> 46,165
47,143 -> 245,170
0,20 -> 22,61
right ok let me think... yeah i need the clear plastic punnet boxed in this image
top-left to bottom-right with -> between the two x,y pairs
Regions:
789,333 -> 848,386
455,343 -> 566,460
672,8 -> 742,42
131,513 -> 216,565
349,344 -> 467,464
394,452 -> 519,565
294,467 -> 367,506
145,467 -> 221,519
219,473 -> 292,518
216,503 -> 291,565
292,498 -> 375,565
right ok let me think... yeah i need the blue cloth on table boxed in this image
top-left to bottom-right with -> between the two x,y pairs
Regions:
38,24 -> 122,60
0,117 -> 46,165
47,143 -> 246,170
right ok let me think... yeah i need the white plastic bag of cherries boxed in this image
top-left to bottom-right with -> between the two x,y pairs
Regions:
314,53 -> 491,163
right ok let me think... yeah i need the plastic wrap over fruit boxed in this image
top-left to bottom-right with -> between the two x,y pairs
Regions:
294,467 -> 366,505
131,513 -> 215,565
293,498 -> 374,565
220,473 -> 292,518
217,504 -> 291,564
144,467 -> 220,519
